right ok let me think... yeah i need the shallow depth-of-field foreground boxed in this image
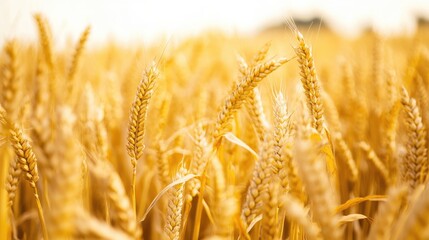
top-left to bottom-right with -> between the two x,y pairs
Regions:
1,15 -> 429,240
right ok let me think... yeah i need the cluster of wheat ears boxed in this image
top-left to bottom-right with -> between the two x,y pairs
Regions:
1,14 -> 429,240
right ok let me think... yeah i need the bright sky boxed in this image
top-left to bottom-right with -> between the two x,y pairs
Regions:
1,0 -> 429,45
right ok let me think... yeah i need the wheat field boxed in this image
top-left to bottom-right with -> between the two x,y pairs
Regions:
1,14 -> 429,240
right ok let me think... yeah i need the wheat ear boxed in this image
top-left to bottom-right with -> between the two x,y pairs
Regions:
164,168 -> 186,240
75,210 -> 132,240
294,134 -> 342,240
1,41 -> 19,118
281,193 -> 322,240
47,107 -> 81,239
368,185 -> 408,240
395,185 -> 429,239
188,123 -> 210,198
213,57 -> 290,140
241,134 -> 273,228
289,23 -> 325,134
211,156 -> 237,239
261,182 -> 280,240
359,141 -> 390,183
67,26 -> 91,101
5,157 -> 21,208
107,165 -> 142,239
400,86 -> 428,189
127,63 -> 158,214
246,88 -> 270,142
0,108 -> 48,239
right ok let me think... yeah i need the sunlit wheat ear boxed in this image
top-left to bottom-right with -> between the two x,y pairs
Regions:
237,39 -> 271,143
272,92 -> 289,174
67,26 -> 91,81
294,133 -> 342,240
6,157 -> 21,208
188,123 -> 211,198
281,193 -> 322,240
213,57 -> 290,140
288,21 -> 325,134
241,133 -> 273,228
251,42 -> 271,65
33,13 -> 53,70
127,63 -> 159,167
246,87 -> 270,142
67,26 -> 91,101
359,141 -> 390,183
91,161 -> 141,239
211,156 -> 237,239
400,86 -> 428,189
0,107 -> 48,239
164,167 -> 186,240
127,63 -> 159,213
368,185 -> 408,240
395,185 -> 429,240
0,41 -> 19,119
272,91 -> 303,199
74,210 -> 132,240
34,13 -> 57,102
47,107 -> 81,239
261,182 -> 280,240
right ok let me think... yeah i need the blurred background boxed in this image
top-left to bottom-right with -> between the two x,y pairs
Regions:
1,0 -> 429,45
